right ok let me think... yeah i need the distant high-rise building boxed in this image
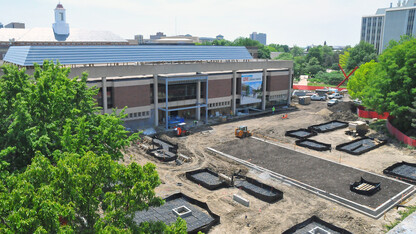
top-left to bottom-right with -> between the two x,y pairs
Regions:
135,35 -> 144,44
249,32 -> 266,45
361,0 -> 416,54
5,22 -> 25,29
150,32 -> 166,40
216,34 -> 224,40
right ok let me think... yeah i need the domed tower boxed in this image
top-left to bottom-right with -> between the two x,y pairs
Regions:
52,3 -> 70,36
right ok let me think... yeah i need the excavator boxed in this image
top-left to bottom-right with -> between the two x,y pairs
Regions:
235,126 -> 251,138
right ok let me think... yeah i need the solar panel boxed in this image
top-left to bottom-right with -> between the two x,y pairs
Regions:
4,45 -> 253,66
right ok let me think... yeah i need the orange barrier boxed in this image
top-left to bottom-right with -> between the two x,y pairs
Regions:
357,106 -> 389,119
282,114 -> 288,119
293,85 -> 346,91
386,116 -> 416,147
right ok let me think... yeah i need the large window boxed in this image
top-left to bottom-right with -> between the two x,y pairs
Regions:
407,9 -> 415,36
153,83 -> 197,102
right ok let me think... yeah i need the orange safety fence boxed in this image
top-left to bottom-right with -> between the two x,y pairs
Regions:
386,116 -> 416,147
357,106 -> 389,119
292,85 -> 346,91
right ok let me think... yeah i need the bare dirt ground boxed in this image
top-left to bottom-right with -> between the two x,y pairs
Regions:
123,98 -> 416,234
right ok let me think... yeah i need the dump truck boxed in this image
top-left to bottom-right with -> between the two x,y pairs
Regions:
235,126 -> 251,138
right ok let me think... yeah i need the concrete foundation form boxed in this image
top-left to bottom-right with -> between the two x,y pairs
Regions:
308,120 -> 349,133
133,193 -> 220,234
185,168 -> 230,190
295,139 -> 332,152
282,216 -> 352,234
335,137 -> 387,155
285,128 -> 317,139
384,161 -> 416,185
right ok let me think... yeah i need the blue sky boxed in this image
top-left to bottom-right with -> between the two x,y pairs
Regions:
1,0 -> 397,47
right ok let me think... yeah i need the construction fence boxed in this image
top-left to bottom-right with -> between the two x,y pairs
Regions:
387,116 -> 416,147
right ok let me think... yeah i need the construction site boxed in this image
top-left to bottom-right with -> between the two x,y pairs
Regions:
123,99 -> 416,233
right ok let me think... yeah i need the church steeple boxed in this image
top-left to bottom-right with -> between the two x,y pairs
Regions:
52,2 -> 69,36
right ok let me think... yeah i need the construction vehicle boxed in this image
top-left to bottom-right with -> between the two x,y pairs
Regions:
235,126 -> 251,138
174,123 -> 190,137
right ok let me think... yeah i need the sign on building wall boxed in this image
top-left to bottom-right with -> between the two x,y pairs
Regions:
241,73 -> 263,105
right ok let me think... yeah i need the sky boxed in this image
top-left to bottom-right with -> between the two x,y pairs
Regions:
0,0 -> 398,47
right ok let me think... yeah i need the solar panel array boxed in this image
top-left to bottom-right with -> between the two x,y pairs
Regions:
4,45 -> 253,66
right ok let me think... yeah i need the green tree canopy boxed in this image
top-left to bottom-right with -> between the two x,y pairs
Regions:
304,57 -> 324,76
345,41 -> 377,71
290,46 -> 304,57
0,62 -> 187,233
269,44 -> 289,53
275,52 -> 294,61
348,37 -> 416,131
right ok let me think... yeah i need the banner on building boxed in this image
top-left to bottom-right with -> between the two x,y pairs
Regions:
241,73 -> 263,105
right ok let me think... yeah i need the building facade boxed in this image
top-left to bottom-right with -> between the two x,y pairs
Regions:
250,32 -> 267,45
2,45 -> 293,130
361,0 -> 416,54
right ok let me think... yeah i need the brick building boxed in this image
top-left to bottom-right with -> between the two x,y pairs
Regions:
2,45 -> 293,130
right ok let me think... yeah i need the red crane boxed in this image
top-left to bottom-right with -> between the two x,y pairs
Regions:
337,64 -> 359,88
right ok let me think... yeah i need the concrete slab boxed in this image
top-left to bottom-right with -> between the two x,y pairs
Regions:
209,137 -> 415,218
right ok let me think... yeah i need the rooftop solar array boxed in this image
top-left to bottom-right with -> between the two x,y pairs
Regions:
4,45 -> 253,66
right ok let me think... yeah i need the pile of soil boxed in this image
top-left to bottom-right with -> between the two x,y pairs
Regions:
328,102 -> 358,121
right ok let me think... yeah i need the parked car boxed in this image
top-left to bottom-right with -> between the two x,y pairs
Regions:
328,93 -> 343,99
327,99 -> 340,106
353,98 -> 362,105
310,94 -> 326,101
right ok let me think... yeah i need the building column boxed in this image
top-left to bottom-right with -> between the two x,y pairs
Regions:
165,79 -> 169,130
196,81 -> 201,121
153,74 -> 159,126
232,70 -> 237,115
102,77 -> 107,114
262,68 -> 267,110
287,69 -> 293,106
205,77 -> 208,124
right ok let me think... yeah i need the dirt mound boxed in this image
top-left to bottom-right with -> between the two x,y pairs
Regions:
328,101 -> 358,121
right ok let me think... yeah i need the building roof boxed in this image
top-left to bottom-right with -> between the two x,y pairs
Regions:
0,28 -> 29,42
56,3 -> 64,9
0,28 -> 127,43
4,45 -> 253,66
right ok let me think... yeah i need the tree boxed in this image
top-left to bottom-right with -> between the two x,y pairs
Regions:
293,56 -> 306,79
0,62 -> 187,233
258,46 -> 271,59
310,71 -> 345,86
347,60 -> 380,99
339,50 -> 350,70
345,41 -> 377,71
269,44 -> 289,53
306,47 -> 323,64
232,37 -> 262,47
290,46 -> 304,57
304,57 -> 324,76
349,38 -> 416,131
275,52 -> 294,61
0,62 -> 136,170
